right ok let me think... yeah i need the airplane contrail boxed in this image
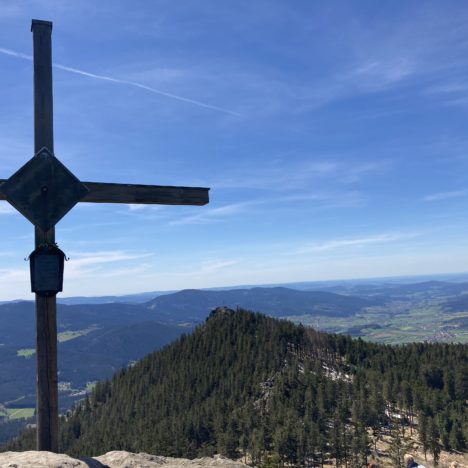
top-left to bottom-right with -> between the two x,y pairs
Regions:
0,47 -> 240,116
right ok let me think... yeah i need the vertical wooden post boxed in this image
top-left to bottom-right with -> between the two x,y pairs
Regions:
31,19 -> 58,452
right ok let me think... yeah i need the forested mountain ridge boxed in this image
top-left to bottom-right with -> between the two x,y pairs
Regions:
0,287 -> 379,409
6,308 -> 467,466
145,287 -> 378,323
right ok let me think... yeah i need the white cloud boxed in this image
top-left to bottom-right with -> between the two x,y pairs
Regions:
425,82 -> 468,95
0,4 -> 24,20
422,190 -> 468,202
169,201 -> 253,225
66,250 -> 153,278
171,190 -> 365,226
212,159 -> 391,191
199,260 -> 238,274
0,137 -> 33,172
0,267 -> 30,300
93,265 -> 151,278
211,161 -> 339,191
125,204 -> 165,214
0,47 -> 30,61
297,233 -> 420,254
127,204 -> 148,211
345,57 -> 415,90
0,47 -> 240,116
0,267 -> 27,279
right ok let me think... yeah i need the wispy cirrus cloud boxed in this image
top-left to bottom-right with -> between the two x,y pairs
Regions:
0,47 -> 240,116
423,82 -> 468,107
422,190 -> 468,202
343,57 -> 416,92
0,267 -> 27,281
170,201 -> 252,225
127,204 -> 148,211
170,191 -> 365,225
0,250 -> 18,257
211,161 -> 338,191
425,82 -> 468,95
124,204 -> 165,214
282,191 -> 365,206
0,137 -> 34,171
199,259 -> 238,274
212,158 -> 391,192
66,250 -> 153,277
297,232 -> 421,254
0,4 -> 23,20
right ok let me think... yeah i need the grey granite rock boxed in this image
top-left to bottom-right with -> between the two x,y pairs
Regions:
0,450 -> 88,467
0,451 -> 248,468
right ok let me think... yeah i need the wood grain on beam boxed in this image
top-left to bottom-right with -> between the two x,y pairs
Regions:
80,182 -> 209,206
0,180 -> 7,200
0,180 -> 210,205
31,18 -> 58,453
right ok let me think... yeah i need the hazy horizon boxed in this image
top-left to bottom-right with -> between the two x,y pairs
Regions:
1,270 -> 468,302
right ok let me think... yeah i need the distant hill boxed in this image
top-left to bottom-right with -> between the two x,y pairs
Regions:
52,273 -> 468,305
317,280 -> 468,298
58,291 -> 173,305
0,301 -> 185,409
9,308 -> 467,466
0,301 -> 156,348
145,286 -> 378,323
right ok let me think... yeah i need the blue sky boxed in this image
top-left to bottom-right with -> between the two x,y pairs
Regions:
1,1 -> 468,299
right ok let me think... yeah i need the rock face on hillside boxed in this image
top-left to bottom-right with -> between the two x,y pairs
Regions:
0,451 -> 248,468
95,451 -> 247,467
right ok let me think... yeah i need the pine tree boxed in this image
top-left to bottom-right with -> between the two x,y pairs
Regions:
418,413 -> 429,461
389,425 -> 407,468
428,417 -> 441,466
330,413 -> 345,467
449,421 -> 465,452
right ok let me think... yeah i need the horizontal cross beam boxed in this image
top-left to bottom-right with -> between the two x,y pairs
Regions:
81,182 -> 209,205
0,180 -> 209,206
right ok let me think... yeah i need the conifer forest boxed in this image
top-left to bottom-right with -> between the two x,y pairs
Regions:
6,309 -> 467,466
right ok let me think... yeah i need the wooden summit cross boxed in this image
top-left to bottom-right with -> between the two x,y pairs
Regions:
0,20 -> 209,452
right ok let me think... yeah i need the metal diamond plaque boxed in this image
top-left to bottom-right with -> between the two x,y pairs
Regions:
0,147 -> 89,231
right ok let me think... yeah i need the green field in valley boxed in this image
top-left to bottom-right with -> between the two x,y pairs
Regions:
285,302 -> 468,344
86,382 -> 97,392
16,327 -> 98,358
0,407 -> 35,420
57,327 -> 96,343
5,408 -> 34,420
16,348 -> 35,358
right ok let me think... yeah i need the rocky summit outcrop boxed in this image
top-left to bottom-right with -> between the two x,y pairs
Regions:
0,451 -> 248,468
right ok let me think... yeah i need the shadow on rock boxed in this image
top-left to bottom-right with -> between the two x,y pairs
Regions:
79,456 -> 109,468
